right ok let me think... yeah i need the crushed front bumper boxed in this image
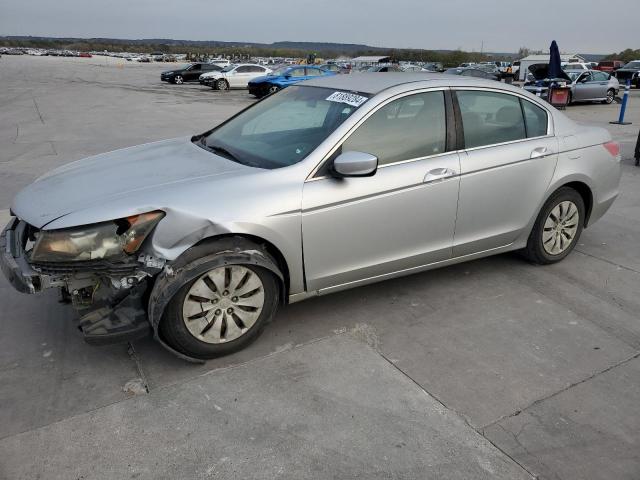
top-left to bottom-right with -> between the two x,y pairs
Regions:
0,218 -> 56,293
1,217 -> 155,344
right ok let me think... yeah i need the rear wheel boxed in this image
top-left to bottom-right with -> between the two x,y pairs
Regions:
173,75 -> 184,85
522,187 -> 585,264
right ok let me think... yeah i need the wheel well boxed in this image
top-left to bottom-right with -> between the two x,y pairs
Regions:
562,181 -> 593,227
192,234 -> 290,301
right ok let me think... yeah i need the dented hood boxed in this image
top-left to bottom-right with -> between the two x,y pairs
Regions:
12,137 -> 250,228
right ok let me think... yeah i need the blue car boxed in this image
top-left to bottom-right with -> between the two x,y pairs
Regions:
248,65 -> 336,98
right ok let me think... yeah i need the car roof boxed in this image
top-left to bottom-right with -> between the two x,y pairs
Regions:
302,72 -> 529,96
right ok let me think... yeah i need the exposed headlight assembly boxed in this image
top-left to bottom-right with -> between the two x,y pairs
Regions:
30,211 -> 164,262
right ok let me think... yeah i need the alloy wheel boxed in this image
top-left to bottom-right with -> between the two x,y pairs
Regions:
174,75 -> 183,84
542,201 -> 580,255
216,79 -> 229,91
268,84 -> 279,94
182,265 -> 265,344
606,89 -> 615,104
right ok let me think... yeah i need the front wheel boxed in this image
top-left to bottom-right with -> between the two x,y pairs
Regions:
160,242 -> 280,359
173,75 -> 184,85
522,187 -> 585,264
215,79 -> 229,91
267,84 -> 280,95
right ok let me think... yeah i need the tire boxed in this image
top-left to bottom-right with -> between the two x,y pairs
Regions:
567,91 -> 573,105
267,84 -> 280,95
159,239 -> 280,359
216,79 -> 229,91
173,75 -> 184,85
522,187 -> 585,265
603,88 -> 615,104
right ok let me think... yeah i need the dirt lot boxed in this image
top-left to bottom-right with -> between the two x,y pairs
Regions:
1,55 -> 639,479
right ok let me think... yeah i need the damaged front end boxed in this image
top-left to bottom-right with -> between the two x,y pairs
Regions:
0,213 -> 166,345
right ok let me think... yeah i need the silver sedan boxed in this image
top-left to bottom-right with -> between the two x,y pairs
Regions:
0,74 -> 622,360
525,69 -> 620,104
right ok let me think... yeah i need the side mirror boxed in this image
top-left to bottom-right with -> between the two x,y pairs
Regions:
332,151 -> 378,178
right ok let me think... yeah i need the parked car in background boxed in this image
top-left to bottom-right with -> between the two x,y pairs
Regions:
78,52 -> 92,58
319,63 -> 349,74
444,67 -> 500,81
248,65 -> 335,97
400,64 -> 431,72
0,74 -> 621,360
494,61 -> 512,74
595,60 -> 624,72
366,65 -> 403,72
613,60 -> 640,87
200,64 -> 272,90
161,63 -> 223,84
209,58 -> 231,68
562,62 -> 591,71
524,67 -> 619,104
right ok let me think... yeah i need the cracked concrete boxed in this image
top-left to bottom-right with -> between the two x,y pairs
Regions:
1,55 -> 640,479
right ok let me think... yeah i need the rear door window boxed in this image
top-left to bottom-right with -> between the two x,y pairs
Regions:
457,90 -> 526,148
520,99 -> 548,138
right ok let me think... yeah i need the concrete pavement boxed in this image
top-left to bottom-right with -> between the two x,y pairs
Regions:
1,55 -> 639,479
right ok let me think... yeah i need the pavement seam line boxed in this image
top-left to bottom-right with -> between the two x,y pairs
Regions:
127,342 -> 150,394
480,350 -> 640,432
503,263 -> 640,350
574,248 -> 640,275
0,332 -> 348,442
32,97 -> 45,124
374,350 -> 537,479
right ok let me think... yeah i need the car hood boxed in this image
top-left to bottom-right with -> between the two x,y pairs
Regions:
200,71 -> 221,78
12,137 -> 250,228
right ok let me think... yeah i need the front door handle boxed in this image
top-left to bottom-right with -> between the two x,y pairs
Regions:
424,167 -> 457,183
530,147 -> 550,159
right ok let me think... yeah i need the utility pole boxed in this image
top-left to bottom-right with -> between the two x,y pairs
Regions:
480,40 -> 484,55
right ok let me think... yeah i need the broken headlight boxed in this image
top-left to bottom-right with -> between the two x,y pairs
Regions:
30,211 -> 164,262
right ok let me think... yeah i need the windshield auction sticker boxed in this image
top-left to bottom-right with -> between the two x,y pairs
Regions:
326,91 -> 368,107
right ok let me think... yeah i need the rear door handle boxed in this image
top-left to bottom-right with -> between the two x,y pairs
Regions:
424,167 -> 457,183
530,147 -> 550,159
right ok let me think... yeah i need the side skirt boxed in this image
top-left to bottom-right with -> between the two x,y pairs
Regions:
288,242 -> 518,304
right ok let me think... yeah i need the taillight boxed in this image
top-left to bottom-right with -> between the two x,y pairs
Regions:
603,141 -> 620,158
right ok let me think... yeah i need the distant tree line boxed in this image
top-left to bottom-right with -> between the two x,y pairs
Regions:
0,38 -> 511,66
603,49 -> 640,63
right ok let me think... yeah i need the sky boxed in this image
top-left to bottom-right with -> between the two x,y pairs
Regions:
1,0 -> 638,54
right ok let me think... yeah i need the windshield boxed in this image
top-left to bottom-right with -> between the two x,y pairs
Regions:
566,71 -> 582,81
623,61 -> 640,69
221,64 -> 236,72
200,86 -> 370,169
